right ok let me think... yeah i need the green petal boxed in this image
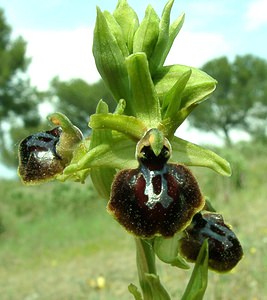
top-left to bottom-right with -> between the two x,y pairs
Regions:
89,113 -> 147,141
113,0 -> 139,53
154,234 -> 190,269
171,136 -> 232,176
181,240 -> 209,300
126,53 -> 161,127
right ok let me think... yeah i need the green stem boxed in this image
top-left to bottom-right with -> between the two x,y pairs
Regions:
135,237 -> 171,300
135,238 -> 156,299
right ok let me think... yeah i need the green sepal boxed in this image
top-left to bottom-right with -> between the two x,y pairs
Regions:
113,0 -> 139,53
181,239 -> 209,300
171,136 -> 232,176
133,5 -> 160,59
154,234 -> 190,269
126,53 -> 161,127
93,7 -> 129,102
103,11 -> 129,57
89,113 -> 147,141
154,64 -> 217,109
89,100 -> 111,149
162,69 -> 192,120
90,168 -> 116,200
89,100 -> 116,200
155,64 -> 217,135
128,283 -> 143,300
149,0 -> 174,73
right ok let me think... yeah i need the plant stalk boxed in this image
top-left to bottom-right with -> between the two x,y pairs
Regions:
135,237 -> 171,300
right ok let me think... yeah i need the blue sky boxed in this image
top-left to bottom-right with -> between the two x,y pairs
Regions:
1,0 -> 267,90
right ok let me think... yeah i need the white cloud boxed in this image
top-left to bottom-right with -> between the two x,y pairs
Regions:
166,30 -> 231,68
15,27 -> 101,90
13,26 -> 230,90
245,0 -> 267,30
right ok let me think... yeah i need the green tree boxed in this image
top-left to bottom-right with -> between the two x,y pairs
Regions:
50,77 -> 115,133
0,8 -> 41,166
189,55 -> 267,145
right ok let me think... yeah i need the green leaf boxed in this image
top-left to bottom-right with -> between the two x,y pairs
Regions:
126,53 -> 161,126
93,7 -> 129,102
145,273 -> 171,300
128,283 -> 143,300
171,136 -> 232,176
89,113 -> 147,141
154,234 -> 190,269
113,0 -> 139,53
181,240 -> 209,300
133,5 -> 160,59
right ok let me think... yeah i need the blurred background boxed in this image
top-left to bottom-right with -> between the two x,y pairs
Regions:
0,0 -> 266,299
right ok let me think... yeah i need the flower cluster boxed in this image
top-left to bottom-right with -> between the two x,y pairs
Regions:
18,0 -> 243,298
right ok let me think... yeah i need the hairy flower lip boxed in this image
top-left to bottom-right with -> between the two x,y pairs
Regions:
108,133 -> 204,238
179,211 -> 243,272
18,127 -> 65,184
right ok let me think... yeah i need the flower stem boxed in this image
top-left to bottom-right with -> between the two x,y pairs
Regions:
135,237 -> 171,300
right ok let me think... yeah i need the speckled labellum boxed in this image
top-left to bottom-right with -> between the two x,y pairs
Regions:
108,129 -> 205,238
179,211 -> 243,272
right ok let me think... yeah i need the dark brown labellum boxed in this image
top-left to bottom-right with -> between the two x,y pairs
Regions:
18,127 -> 65,183
108,142 -> 204,238
179,211 -> 243,272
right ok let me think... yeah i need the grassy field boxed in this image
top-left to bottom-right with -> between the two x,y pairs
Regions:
0,141 -> 266,299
